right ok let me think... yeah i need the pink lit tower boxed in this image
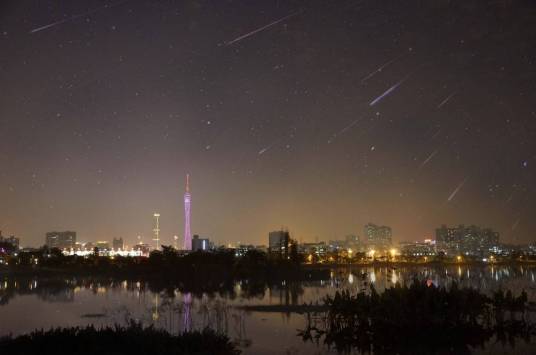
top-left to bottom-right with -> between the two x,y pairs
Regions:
183,174 -> 192,250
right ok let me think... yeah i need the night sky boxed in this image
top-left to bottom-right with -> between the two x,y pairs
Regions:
1,0 -> 535,248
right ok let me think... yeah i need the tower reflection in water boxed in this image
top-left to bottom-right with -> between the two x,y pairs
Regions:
182,293 -> 192,332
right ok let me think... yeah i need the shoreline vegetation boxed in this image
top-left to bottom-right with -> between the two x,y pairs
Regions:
0,247 -> 327,286
2,259 -> 535,279
2,248 -> 535,297
0,323 -> 240,355
2,245 -> 535,276
300,280 -> 536,354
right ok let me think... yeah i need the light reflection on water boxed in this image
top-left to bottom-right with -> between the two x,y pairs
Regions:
1,265 -> 536,354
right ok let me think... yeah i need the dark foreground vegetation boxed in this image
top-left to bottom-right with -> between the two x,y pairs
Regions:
0,322 -> 239,355
301,281 -> 536,354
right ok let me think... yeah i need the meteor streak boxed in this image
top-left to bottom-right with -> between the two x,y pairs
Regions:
369,75 -> 410,106
447,177 -> 468,202
30,0 -> 129,34
437,92 -> 456,109
511,218 -> 521,231
225,11 -> 301,46
431,128 -> 442,139
258,140 -> 279,155
258,145 -> 272,155
361,55 -> 404,83
328,118 -> 361,143
419,150 -> 438,169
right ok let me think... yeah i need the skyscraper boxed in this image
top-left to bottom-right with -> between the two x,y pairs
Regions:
435,224 -> 499,256
183,174 -> 192,250
268,230 -> 290,258
364,223 -> 392,251
112,237 -> 124,250
45,231 -> 76,250
153,213 -> 160,250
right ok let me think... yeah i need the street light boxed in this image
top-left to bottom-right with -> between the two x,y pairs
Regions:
368,249 -> 376,261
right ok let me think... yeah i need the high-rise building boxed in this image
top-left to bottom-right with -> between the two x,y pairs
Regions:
364,223 -> 392,250
113,237 -> 124,250
0,231 -> 20,250
268,230 -> 290,257
153,213 -> 160,250
45,231 -> 76,250
192,235 -> 210,252
183,174 -> 192,250
435,225 -> 499,256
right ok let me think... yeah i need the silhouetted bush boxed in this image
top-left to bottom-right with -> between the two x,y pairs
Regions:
0,322 -> 240,355
300,280 -> 535,354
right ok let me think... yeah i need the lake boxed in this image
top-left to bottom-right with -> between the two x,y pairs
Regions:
2,264 -> 536,354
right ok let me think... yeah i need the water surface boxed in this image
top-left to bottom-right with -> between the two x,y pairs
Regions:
2,265 -> 536,354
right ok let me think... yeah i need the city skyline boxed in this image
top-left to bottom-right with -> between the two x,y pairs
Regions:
0,169 -> 531,248
0,170 -> 533,248
4,217 -> 510,250
1,1 -> 535,247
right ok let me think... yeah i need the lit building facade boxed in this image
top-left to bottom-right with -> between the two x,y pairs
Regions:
45,231 -> 76,250
268,230 -> 290,257
399,239 -> 436,257
192,235 -> 210,252
364,223 -> 392,251
0,231 -> 20,250
300,242 -> 328,257
435,225 -> 499,256
96,241 -> 110,250
113,237 -> 124,250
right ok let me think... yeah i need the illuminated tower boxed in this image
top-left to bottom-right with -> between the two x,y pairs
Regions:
153,213 -> 160,250
183,174 -> 192,250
